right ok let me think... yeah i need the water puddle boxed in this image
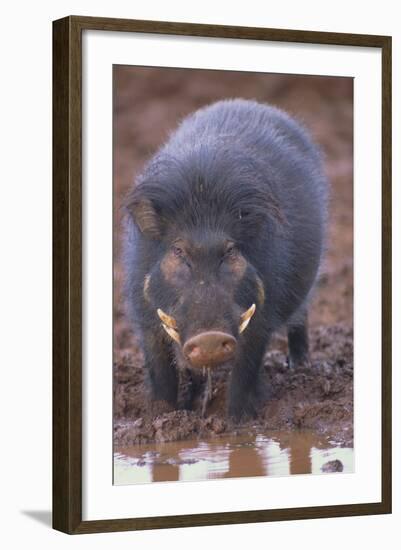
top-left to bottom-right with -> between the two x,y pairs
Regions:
114,430 -> 353,485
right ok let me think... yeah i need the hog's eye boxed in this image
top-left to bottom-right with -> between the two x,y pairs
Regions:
172,245 -> 183,257
223,244 -> 237,261
171,244 -> 191,269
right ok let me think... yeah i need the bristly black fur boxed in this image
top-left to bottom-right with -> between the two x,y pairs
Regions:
123,99 -> 328,421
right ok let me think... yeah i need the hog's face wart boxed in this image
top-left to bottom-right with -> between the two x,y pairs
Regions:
160,245 -> 192,287
123,98 -> 328,420
255,275 -> 265,305
143,274 -> 151,302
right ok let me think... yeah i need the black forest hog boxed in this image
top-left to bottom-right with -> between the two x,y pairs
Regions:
123,99 -> 328,421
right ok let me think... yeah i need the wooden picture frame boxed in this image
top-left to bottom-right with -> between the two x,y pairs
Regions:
53,15 -> 392,534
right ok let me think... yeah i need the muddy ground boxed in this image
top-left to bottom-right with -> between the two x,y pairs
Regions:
113,67 -> 353,448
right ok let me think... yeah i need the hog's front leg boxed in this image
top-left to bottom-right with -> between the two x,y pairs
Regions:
227,333 -> 268,421
142,329 -> 178,413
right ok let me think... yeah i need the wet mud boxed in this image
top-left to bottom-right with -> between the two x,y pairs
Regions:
113,68 -> 353,452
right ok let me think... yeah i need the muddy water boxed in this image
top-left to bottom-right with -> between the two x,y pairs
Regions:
114,431 -> 353,485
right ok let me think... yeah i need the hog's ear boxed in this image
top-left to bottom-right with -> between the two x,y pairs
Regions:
125,196 -> 161,238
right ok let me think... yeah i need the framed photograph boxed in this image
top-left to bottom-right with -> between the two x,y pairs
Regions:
53,16 -> 392,534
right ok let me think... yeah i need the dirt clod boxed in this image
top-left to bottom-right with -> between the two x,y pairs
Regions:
321,460 -> 344,473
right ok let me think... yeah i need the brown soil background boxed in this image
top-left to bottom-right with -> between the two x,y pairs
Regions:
113,67 -> 353,447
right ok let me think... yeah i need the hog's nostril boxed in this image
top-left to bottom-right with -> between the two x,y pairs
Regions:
188,345 -> 201,359
222,340 -> 234,352
183,331 -> 237,368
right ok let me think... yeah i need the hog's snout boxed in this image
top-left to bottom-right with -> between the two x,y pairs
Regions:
183,331 -> 237,368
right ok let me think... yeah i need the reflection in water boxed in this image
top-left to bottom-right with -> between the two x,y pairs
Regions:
114,431 -> 354,486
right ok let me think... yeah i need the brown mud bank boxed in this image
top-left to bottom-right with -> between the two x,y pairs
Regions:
114,322 -> 353,448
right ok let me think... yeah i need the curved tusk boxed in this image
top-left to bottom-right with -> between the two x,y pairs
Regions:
239,303 -> 256,334
157,308 -> 177,329
161,323 -> 181,344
